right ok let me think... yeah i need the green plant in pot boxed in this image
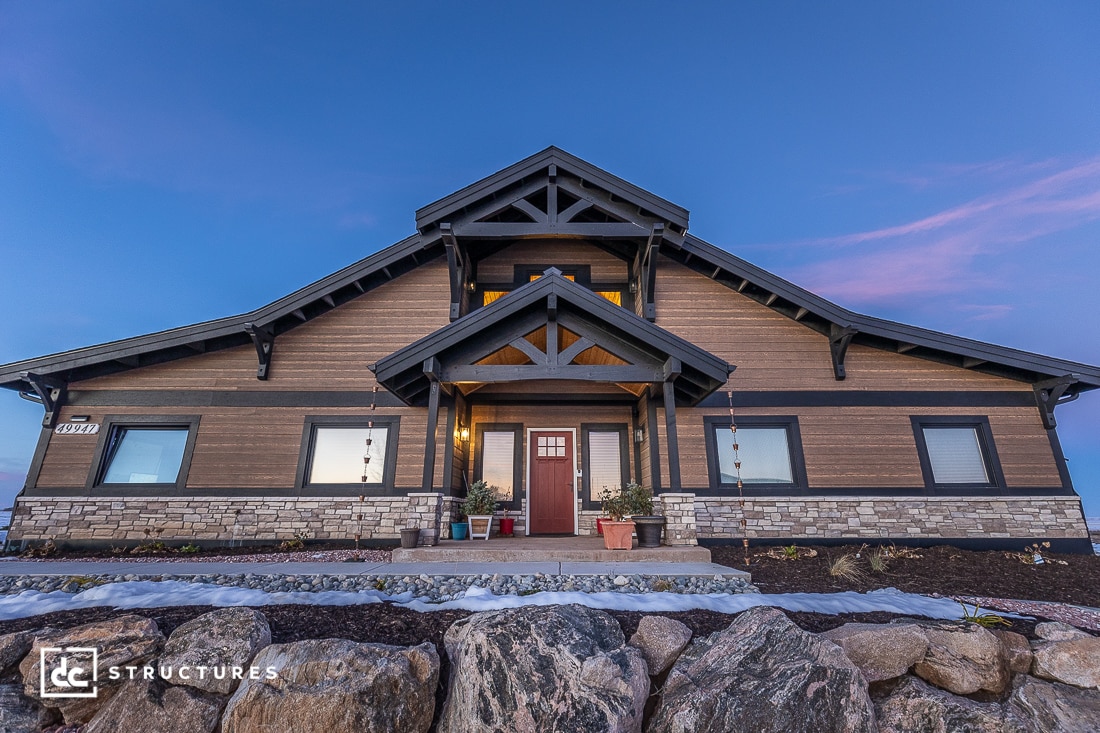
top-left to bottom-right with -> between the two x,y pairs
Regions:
464,480 -> 498,540
622,482 -> 664,548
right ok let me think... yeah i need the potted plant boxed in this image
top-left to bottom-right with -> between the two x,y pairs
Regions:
464,480 -> 498,540
598,486 -> 634,550
499,508 -> 515,537
623,482 -> 664,548
450,504 -> 468,541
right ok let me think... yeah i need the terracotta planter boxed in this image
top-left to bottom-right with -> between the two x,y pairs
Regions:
499,517 -> 515,536
467,515 -> 493,540
601,520 -> 635,550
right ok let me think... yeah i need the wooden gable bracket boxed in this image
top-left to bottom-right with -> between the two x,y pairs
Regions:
1033,374 -> 1080,430
829,324 -> 858,381
635,224 -> 664,322
19,371 -> 67,429
244,322 -> 275,381
441,223 -> 473,321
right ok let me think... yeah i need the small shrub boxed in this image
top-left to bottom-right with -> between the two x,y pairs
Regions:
960,603 -> 1011,628
21,539 -> 58,558
782,544 -> 799,559
882,543 -> 922,559
178,542 -> 200,554
278,532 -> 309,552
131,540 -> 171,555
828,553 -> 868,583
463,481 -> 499,516
758,546 -> 818,561
650,578 -> 674,592
869,546 -> 891,574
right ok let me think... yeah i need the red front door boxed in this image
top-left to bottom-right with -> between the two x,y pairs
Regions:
529,431 -> 575,534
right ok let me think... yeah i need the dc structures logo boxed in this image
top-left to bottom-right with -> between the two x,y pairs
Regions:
39,647 -> 98,698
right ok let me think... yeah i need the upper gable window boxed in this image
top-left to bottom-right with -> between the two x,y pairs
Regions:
478,265 -> 627,309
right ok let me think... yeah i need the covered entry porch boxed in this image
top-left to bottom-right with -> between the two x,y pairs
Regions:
373,270 -> 732,539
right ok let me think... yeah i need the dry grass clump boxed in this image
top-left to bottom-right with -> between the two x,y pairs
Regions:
827,553 -> 869,583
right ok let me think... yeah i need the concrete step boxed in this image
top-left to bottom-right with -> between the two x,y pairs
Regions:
392,536 -> 713,564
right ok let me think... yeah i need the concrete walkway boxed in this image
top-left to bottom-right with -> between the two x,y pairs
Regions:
0,559 -> 750,579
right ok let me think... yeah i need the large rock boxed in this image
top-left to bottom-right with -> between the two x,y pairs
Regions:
629,616 -> 692,676
1007,675 -> 1100,732
438,604 -> 648,733
911,620 -> 1010,695
0,682 -> 57,733
1034,622 -> 1092,642
1031,635 -> 1100,689
874,675 -> 1026,733
221,638 -> 438,733
993,629 -> 1033,675
158,608 -> 271,695
18,615 -> 164,724
0,630 -> 53,677
822,622 -> 929,682
83,678 -> 223,733
648,606 -> 876,733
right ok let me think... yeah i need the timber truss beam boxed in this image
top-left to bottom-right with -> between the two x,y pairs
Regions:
1034,375 -> 1080,430
19,371 -> 67,429
441,223 -> 473,321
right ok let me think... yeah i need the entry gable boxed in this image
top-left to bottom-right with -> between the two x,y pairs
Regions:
372,268 -> 732,406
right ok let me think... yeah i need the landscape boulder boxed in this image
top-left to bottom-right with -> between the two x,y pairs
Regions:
1031,635 -> 1100,689
0,682 -> 57,733
874,675 -> 1026,733
629,616 -> 692,676
648,606 -> 876,733
158,607 -> 271,695
992,629 -> 1033,675
438,604 -> 648,733
910,620 -> 1009,695
1034,622 -> 1092,643
821,622 -> 929,682
83,677 -> 224,733
221,638 -> 438,733
1007,675 -> 1100,732
0,630 -> 55,677
18,615 -> 164,724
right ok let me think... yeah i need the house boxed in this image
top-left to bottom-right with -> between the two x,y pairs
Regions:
1,148 -> 1096,552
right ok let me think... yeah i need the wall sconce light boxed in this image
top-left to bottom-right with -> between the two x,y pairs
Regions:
629,279 -> 638,293
459,426 -> 470,442
634,427 -> 645,444
70,415 -> 90,422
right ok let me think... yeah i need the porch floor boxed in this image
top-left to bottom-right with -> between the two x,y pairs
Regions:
392,536 -> 713,564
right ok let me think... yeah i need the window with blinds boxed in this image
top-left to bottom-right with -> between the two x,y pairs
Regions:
922,427 -> 990,484
481,431 -> 515,501
587,431 -> 623,495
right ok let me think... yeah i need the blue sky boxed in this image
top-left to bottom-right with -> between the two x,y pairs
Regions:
1,2 -> 1098,517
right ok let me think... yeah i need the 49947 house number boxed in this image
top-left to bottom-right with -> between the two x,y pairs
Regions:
53,423 -> 100,435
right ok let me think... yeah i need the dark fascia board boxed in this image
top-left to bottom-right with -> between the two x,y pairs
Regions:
414,146 -> 689,233
0,234 -> 428,391
678,234 -> 1100,390
373,271 -> 731,385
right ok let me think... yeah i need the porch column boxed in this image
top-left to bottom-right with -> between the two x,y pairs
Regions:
422,358 -> 442,492
662,358 -> 682,490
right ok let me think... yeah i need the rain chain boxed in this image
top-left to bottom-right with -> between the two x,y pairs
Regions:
352,386 -> 379,559
728,390 -> 750,566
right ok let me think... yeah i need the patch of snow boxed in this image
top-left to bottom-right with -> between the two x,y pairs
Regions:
0,580 -> 1004,623
1093,542 -> 1100,556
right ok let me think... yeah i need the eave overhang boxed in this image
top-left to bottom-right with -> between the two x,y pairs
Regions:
372,269 -> 733,407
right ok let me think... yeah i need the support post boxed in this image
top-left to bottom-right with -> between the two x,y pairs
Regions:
662,357 -> 682,491
636,224 -> 663,322
244,323 -> 274,380
422,379 -> 441,492
441,223 -> 470,321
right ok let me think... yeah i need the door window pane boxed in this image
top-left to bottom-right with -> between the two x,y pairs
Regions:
587,432 -> 623,495
308,426 -> 389,484
923,427 -> 990,484
714,426 -> 794,484
481,431 -> 515,501
102,428 -> 189,484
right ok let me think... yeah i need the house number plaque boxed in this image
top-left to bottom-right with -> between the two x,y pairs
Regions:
54,423 -> 100,435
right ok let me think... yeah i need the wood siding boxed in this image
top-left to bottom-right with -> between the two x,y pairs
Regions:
478,240 -> 629,283
654,256 -> 1030,392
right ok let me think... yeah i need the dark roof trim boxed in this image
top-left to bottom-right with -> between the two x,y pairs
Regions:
673,234 -> 1100,392
414,146 -> 689,234
373,270 -> 732,406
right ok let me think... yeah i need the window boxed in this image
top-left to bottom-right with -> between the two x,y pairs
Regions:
581,424 -> 630,508
703,416 -> 807,491
88,415 -> 200,491
477,265 -> 629,310
474,423 -> 522,507
911,416 -> 1003,490
295,416 -> 400,492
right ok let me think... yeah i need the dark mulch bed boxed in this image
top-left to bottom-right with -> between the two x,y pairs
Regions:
711,543 -> 1100,608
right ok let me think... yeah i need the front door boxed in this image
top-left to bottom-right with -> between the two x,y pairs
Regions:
529,431 -> 575,534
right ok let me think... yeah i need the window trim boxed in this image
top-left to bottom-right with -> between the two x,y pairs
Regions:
87,415 -> 201,492
703,415 -> 808,492
294,415 -> 401,494
580,423 -> 631,511
473,423 -> 523,510
910,415 -> 1005,492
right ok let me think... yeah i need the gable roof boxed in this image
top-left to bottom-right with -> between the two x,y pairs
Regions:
372,269 -> 732,406
2,148 -> 1099,406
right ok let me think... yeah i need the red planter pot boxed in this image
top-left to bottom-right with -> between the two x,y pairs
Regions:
499,517 -> 515,536
596,517 -> 606,536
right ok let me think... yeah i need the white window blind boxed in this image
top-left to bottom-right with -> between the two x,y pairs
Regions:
482,431 -> 515,501
588,432 -> 623,494
923,427 -> 989,484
